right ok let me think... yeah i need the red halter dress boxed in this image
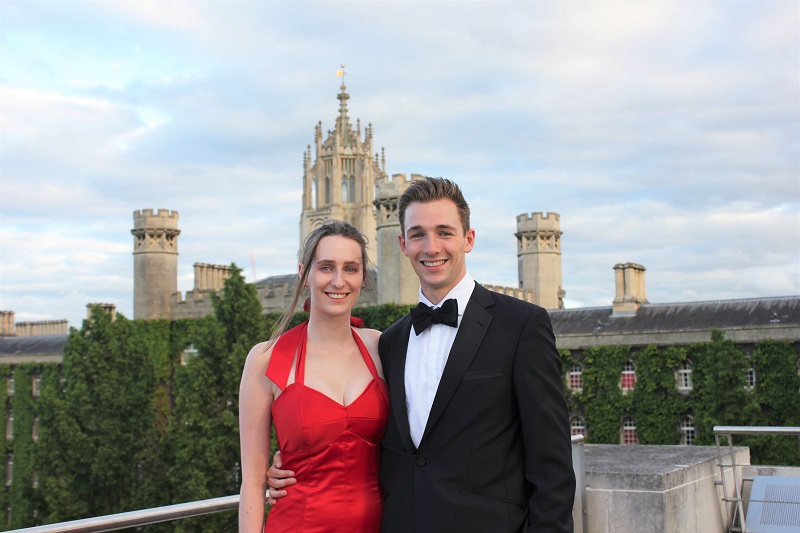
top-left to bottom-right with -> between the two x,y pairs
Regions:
264,321 -> 389,532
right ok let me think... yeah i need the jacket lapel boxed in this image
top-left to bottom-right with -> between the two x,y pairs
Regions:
420,284 -> 494,445
387,315 -> 416,452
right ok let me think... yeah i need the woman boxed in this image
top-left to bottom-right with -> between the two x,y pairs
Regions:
238,221 -> 388,532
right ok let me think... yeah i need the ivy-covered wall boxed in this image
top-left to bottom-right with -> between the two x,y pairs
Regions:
562,330 -> 800,466
1,284 -> 797,531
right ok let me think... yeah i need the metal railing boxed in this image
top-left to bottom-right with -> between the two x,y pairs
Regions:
713,425 -> 800,533
6,495 -> 240,533
10,436 -> 588,532
571,433 -> 587,533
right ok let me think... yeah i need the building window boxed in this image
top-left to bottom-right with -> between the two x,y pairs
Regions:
341,176 -> 349,203
32,375 -> 41,397
680,415 -> 695,446
180,344 -> 199,366
6,376 -> 13,396
621,361 -> 636,393
568,364 -> 583,392
312,176 -> 318,210
325,177 -> 331,205
746,364 -> 756,390
6,455 -> 12,487
570,416 -> 585,437
621,416 -> 638,445
32,417 -> 39,443
5,412 -> 12,441
677,360 -> 693,391
349,176 -> 355,202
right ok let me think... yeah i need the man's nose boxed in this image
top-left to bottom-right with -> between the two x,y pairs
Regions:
423,235 -> 441,254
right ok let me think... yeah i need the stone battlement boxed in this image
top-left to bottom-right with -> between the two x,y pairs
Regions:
376,173 -> 425,200
133,209 -> 180,229
516,212 -> 561,233
482,284 -> 536,304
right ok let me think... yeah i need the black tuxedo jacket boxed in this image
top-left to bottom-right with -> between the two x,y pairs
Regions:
378,283 -> 575,533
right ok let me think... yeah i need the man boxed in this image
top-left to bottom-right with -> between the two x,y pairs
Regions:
269,177 -> 575,532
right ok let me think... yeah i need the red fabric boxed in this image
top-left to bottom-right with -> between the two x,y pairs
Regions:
265,321 -> 388,532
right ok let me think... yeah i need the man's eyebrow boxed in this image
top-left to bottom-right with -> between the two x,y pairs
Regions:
406,224 -> 458,232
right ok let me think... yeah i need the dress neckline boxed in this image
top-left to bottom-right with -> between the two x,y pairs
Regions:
274,321 -> 382,408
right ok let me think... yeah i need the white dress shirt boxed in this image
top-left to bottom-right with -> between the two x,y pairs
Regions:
405,273 -> 475,448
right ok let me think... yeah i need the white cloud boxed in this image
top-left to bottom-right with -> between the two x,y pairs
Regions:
0,0 -> 797,327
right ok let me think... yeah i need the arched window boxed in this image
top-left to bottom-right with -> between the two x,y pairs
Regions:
570,416 -> 585,437
677,360 -> 693,390
341,176 -> 349,203
680,415 -> 695,446
568,364 -> 583,392
32,375 -> 41,397
325,177 -> 331,205
745,363 -> 756,390
312,176 -> 318,209
621,361 -> 636,393
349,176 -> 355,202
621,416 -> 638,445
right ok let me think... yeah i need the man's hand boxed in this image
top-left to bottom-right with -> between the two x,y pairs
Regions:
266,451 -> 297,505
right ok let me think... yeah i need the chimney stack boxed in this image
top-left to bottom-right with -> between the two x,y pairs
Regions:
612,263 -> 648,315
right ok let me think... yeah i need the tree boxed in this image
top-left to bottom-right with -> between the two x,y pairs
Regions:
37,307 -> 167,524
169,264 -> 265,532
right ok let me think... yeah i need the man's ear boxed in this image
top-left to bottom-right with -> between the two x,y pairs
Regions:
397,232 -> 407,254
464,228 -> 476,253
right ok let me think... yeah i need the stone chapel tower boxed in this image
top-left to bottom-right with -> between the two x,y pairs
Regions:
516,212 -> 565,309
131,209 -> 180,320
300,81 -> 387,263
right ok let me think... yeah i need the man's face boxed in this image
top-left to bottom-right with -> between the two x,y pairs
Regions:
399,198 -> 475,304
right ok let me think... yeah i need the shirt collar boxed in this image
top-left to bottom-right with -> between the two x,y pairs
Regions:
418,272 -> 475,317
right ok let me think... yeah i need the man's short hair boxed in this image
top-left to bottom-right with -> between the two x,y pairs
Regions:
398,177 -> 470,235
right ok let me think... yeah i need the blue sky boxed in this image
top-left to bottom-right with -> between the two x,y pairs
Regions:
1,0 -> 798,328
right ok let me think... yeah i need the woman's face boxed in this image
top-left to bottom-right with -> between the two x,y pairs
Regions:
304,235 -> 364,317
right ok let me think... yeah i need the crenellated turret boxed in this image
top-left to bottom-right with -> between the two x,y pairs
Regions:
131,209 -> 181,320
374,173 -> 425,306
515,212 -> 565,309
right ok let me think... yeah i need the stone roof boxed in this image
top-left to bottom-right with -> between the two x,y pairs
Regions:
550,296 -> 800,350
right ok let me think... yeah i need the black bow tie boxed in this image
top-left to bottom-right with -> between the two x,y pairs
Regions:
411,298 -> 459,335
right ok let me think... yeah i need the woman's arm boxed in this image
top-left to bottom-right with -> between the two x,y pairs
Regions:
239,341 -> 275,533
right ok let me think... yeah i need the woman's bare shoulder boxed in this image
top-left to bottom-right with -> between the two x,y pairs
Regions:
355,328 -> 384,377
355,327 -> 381,347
